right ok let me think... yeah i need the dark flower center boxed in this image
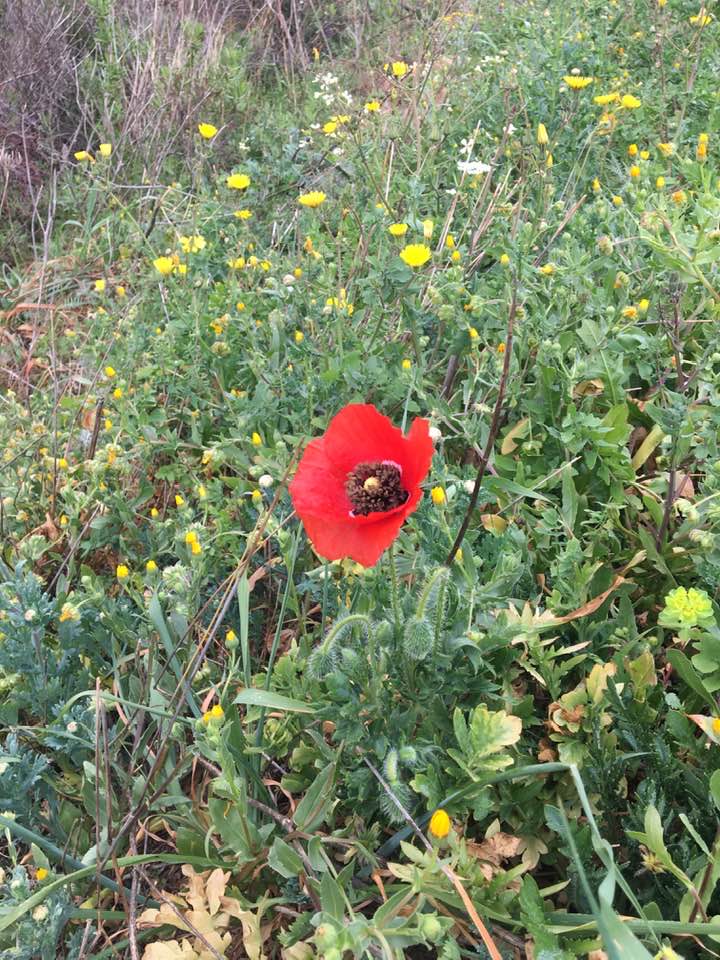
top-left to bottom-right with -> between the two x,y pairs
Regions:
346,460 -> 408,516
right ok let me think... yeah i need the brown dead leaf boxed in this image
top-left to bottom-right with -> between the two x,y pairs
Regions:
537,738 -> 557,762
466,832 -> 523,880
573,378 -> 604,398
549,575 -> 626,625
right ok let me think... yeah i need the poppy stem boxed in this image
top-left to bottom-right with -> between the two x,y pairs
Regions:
388,542 -> 402,639
445,291 -> 518,566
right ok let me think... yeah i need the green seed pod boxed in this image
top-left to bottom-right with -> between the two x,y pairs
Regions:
307,645 -> 338,680
403,617 -> 434,660
374,619 -> 394,645
419,914 -> 443,942
384,748 -> 399,783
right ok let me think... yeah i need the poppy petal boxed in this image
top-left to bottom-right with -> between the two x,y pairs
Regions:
288,437 -> 349,520
322,404 -> 407,474
398,417 -> 434,488
302,510 -> 408,567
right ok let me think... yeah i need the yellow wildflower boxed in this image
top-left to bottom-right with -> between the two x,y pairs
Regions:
388,222 -> 409,237
198,122 -> 218,139
251,432 -> 262,446
661,586 -> 715,628
401,358 -> 412,370
563,75 -> 594,90
146,560 -> 158,573
99,143 -> 112,158
365,100 -> 381,112
620,94 -> 642,109
179,235 -> 206,254
116,564 -> 129,579
94,278 -> 106,292
298,191 -> 326,208
430,486 -> 446,505
428,808 -> 451,838
153,256 -> 175,275
391,61 -> 408,78
226,173 -> 251,190
399,243 -> 431,267
593,92 -> 619,105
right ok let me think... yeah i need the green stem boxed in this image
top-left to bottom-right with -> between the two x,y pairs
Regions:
388,542 -> 401,640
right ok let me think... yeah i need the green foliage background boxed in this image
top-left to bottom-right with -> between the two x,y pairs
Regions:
1,0 -> 720,956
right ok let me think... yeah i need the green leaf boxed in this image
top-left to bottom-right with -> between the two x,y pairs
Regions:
235,689 -> 316,714
666,649 -> 717,711
317,871 -> 346,921
293,762 -> 336,831
267,837 -> 304,879
710,770 -> 720,811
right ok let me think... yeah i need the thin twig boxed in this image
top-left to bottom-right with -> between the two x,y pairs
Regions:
364,758 -> 503,960
445,290 -> 518,565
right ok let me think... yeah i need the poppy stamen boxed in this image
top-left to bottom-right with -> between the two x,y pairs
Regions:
346,460 -> 408,516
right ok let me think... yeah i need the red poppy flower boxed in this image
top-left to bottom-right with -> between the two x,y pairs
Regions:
290,403 -> 434,567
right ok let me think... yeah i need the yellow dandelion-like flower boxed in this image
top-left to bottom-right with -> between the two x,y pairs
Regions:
226,173 -> 251,190
234,209 -> 253,219
99,143 -> 112,158
153,256 -> 175,276
116,564 -> 129,579
198,122 -> 218,139
401,358 -> 412,370
391,61 -> 409,78
430,486 -> 446,505
537,122 -> 549,145
620,94 -> 642,109
593,92 -> 619,105
563,75 -> 594,90
428,809 -> 451,838
657,142 -> 674,157
298,191 -> 326,208
146,560 -> 158,573
388,222 -> 409,237
399,243 -> 431,267
365,100 -> 381,112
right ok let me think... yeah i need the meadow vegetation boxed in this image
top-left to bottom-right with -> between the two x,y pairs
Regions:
1,0 -> 720,957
